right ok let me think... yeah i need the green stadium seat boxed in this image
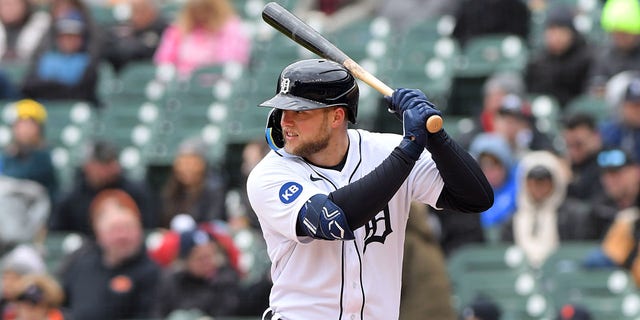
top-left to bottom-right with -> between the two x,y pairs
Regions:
455,34 -> 529,78
1,62 -> 29,85
42,231 -> 84,272
539,241 -> 640,319
564,94 -> 611,124
89,4 -> 119,26
388,37 -> 459,111
447,244 -> 553,319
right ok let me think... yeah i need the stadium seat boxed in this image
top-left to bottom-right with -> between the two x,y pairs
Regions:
564,94 -> 611,124
42,231 -> 84,272
0,62 -> 29,85
447,244 -> 553,319
539,241 -> 640,319
89,4 -> 119,26
389,37 -> 459,111
454,34 -> 529,78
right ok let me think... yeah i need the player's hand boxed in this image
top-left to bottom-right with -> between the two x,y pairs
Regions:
402,106 -> 429,147
385,88 -> 435,120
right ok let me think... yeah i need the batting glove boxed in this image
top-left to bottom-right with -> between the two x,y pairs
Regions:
399,105 -> 430,160
385,88 -> 436,120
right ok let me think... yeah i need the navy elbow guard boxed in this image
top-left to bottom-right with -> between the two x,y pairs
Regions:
298,194 -> 355,240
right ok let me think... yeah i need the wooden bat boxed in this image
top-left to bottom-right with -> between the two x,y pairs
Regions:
261,2 -> 443,133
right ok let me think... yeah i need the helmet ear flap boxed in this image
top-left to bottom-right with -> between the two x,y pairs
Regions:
265,108 -> 284,151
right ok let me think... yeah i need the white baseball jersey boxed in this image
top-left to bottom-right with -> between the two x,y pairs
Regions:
247,129 -> 444,320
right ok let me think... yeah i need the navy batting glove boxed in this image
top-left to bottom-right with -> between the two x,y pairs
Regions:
385,88 -> 431,120
399,106 -> 429,160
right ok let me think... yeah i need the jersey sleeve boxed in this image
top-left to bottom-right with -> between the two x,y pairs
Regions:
246,156 -> 327,243
407,150 -> 445,208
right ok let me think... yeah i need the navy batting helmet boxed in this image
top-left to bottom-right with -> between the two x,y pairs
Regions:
260,59 -> 359,150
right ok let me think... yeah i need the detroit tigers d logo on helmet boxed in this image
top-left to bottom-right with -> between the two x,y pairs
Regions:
259,59 -> 360,150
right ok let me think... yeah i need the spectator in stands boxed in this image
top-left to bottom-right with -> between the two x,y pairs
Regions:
524,5 -> 594,108
50,140 -> 154,236
458,71 -> 525,149
492,94 -> 556,159
58,189 -> 160,320
561,113 -> 604,200
20,9 -> 100,105
102,0 -> 168,73
467,133 -> 517,243
400,202 -> 456,320
0,176 -> 50,255
452,0 -> 531,47
159,137 -> 227,229
589,0 -> 640,94
589,147 -> 640,239
1,99 -> 58,201
12,273 -> 65,320
153,0 -> 250,80
600,76 -> 640,161
46,0 -> 101,56
1,244 -> 47,319
0,0 -> 50,64
601,205 -> 640,287
501,151 -> 590,267
153,225 -> 240,318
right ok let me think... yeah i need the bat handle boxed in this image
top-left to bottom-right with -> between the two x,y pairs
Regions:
343,59 -> 443,133
381,85 -> 444,134
426,115 -> 443,133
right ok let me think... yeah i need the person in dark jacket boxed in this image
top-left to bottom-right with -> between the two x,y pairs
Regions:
58,189 -> 161,320
159,137 -> 227,228
525,5 -> 594,107
50,140 -> 154,235
20,9 -> 99,105
101,0 -> 167,73
452,0 -> 531,47
1,99 -> 58,201
153,226 -> 240,317
561,113 -> 604,200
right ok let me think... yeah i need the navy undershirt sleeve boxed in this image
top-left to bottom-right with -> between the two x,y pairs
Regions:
428,130 -> 494,213
329,145 -> 417,230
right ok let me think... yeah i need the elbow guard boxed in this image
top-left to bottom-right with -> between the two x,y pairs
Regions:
298,194 -> 355,240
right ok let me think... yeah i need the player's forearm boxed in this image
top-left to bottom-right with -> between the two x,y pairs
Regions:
329,144 -> 417,230
428,130 -> 494,213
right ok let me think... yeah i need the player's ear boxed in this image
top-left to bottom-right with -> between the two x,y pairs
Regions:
331,106 -> 347,126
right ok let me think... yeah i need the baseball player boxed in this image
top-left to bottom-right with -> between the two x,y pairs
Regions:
247,59 -> 493,320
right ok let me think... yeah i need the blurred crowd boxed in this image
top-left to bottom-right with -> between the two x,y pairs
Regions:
0,0 -> 640,319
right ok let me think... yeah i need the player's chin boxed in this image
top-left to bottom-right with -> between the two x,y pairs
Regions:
283,143 -> 299,155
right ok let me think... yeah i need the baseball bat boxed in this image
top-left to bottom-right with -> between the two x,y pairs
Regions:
261,2 -> 443,133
